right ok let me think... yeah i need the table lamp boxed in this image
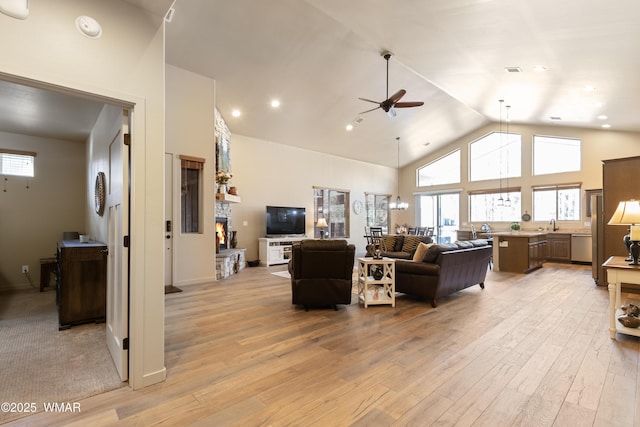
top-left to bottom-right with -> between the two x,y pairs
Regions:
316,218 -> 328,239
608,199 -> 640,265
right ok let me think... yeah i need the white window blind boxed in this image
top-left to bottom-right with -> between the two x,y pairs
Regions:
0,149 -> 36,177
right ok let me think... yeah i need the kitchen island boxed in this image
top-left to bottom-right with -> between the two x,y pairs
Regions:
492,231 -> 547,274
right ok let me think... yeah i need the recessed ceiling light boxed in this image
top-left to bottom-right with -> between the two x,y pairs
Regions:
533,65 -> 547,72
504,67 -> 522,73
271,99 -> 280,108
345,124 -> 353,131
584,85 -> 596,92
597,115 -> 608,120
231,110 -> 241,117
601,124 -> 611,128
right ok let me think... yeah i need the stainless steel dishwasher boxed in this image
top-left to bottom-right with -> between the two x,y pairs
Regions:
571,233 -> 592,263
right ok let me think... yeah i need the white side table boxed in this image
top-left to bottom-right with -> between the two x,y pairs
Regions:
357,257 -> 395,308
603,256 -> 640,339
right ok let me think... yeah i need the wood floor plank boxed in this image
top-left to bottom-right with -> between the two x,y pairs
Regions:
7,262 -> 640,426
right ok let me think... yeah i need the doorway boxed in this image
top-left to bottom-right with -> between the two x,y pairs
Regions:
417,192 -> 460,244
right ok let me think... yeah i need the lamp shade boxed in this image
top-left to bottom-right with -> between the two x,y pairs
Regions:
316,218 -> 328,227
608,200 -> 640,225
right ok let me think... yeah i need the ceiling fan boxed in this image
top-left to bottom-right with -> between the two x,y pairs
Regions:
359,51 -> 424,118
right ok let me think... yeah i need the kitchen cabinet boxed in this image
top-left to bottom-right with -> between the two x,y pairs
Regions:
547,233 -> 571,262
494,232 -> 547,274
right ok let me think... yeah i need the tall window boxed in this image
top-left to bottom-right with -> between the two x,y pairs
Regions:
469,132 -> 521,182
365,193 -> 389,233
417,149 -> 460,186
469,188 -> 522,222
533,136 -> 581,175
0,149 -> 35,177
533,184 -> 581,221
180,155 -> 204,233
314,187 -> 350,238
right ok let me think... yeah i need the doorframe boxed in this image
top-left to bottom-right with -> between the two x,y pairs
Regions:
0,71 -> 166,389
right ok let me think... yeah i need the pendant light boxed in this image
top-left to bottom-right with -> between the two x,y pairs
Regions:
504,104 -> 512,207
497,100 -> 504,207
389,137 -> 409,210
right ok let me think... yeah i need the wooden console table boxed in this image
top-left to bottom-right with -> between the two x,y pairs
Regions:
603,256 -> 640,339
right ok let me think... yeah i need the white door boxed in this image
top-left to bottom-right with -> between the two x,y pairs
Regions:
106,110 -> 130,381
164,153 -> 173,286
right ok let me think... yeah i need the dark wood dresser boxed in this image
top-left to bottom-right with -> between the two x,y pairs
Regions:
56,240 -> 107,330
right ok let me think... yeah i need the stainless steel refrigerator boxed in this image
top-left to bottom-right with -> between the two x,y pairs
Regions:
591,192 -> 606,286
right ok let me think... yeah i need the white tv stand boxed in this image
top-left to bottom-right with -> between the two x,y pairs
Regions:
258,236 -> 306,266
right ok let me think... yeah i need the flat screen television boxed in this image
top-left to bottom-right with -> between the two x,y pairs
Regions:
266,206 -> 306,237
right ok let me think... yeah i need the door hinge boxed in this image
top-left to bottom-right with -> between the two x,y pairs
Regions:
123,337 -> 129,350
123,235 -> 130,247
124,133 -> 130,146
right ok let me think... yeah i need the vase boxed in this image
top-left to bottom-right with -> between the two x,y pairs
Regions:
230,231 -> 237,249
217,183 -> 227,194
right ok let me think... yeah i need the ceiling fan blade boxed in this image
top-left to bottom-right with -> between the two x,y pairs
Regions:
359,106 -> 382,114
388,89 -> 406,103
395,101 -> 425,108
358,97 -> 382,105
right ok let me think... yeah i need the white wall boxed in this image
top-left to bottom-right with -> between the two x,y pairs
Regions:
165,65 -> 217,286
0,132 -> 85,291
400,122 -> 640,231
229,134 -> 398,260
0,0 -> 166,389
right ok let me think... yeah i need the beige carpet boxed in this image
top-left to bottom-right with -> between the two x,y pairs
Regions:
0,289 -> 125,424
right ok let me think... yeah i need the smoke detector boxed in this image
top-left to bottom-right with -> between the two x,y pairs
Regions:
76,15 -> 102,39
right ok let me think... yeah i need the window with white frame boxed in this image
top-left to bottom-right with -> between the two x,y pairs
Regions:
417,149 -> 461,186
0,149 -> 35,177
469,188 -> 522,222
469,132 -> 521,182
314,187 -> 350,238
533,135 -> 581,175
365,193 -> 389,234
532,184 -> 581,221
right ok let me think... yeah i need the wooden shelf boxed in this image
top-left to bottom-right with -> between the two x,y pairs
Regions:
215,193 -> 241,203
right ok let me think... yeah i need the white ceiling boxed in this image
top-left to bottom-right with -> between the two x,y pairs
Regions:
2,0 -> 640,166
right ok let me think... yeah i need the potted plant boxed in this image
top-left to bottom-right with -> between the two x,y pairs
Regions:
510,222 -> 521,232
215,169 -> 233,193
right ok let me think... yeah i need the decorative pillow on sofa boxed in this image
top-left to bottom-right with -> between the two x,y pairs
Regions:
412,242 -> 434,261
381,235 -> 396,252
401,235 -> 423,254
423,243 -> 460,263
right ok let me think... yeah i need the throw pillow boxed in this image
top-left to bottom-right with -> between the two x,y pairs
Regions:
401,235 -> 422,254
381,235 -> 396,252
412,242 -> 434,261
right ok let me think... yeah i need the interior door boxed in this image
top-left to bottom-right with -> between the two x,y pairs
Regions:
164,153 -> 173,286
106,110 -> 130,381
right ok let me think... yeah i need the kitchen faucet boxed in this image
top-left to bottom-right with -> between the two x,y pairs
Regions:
549,218 -> 559,231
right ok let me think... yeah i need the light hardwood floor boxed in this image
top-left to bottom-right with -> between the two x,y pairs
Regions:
9,262 -> 640,426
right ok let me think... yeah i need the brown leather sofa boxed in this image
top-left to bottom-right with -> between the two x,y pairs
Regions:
288,239 -> 356,310
366,234 -> 433,259
395,240 -> 492,307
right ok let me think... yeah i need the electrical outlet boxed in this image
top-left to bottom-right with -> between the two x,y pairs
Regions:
22,265 -> 29,273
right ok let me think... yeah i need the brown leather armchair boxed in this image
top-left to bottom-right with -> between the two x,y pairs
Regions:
288,239 -> 355,310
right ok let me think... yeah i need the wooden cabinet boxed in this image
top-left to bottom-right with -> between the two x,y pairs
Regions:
547,233 -> 572,262
496,233 -> 547,274
603,156 -> 640,262
56,240 -> 107,330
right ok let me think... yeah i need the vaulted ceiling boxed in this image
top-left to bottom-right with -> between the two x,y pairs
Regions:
2,0 -> 639,168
